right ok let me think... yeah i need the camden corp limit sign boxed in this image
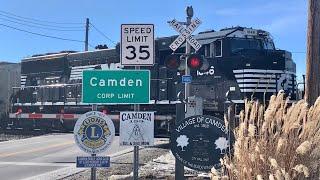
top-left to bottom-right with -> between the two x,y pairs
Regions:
82,70 -> 150,104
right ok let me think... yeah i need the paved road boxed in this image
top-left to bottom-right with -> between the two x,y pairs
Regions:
0,133 -> 153,180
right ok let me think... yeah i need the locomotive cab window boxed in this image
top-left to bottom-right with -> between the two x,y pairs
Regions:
263,40 -> 275,50
214,40 -> 222,57
204,44 -> 210,57
230,39 -> 261,53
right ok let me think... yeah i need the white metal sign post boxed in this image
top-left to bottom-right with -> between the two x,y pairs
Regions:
121,24 -> 154,180
168,6 -> 202,180
121,24 -> 154,66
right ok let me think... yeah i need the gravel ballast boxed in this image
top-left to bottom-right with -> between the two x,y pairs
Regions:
63,145 -> 170,180
63,143 -> 211,180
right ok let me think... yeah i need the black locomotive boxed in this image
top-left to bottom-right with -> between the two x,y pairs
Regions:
7,26 -> 296,133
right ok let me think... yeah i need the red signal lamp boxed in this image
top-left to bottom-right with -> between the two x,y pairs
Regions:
187,54 -> 203,70
165,54 -> 181,69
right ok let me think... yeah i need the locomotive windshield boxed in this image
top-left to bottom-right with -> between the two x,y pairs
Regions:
262,39 -> 275,50
230,38 -> 261,52
229,38 -> 276,54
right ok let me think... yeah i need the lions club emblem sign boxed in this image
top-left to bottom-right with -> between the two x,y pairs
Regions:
74,111 -> 115,154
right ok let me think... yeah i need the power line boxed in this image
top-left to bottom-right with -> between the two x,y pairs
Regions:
0,10 -> 82,25
0,23 -> 94,48
89,22 -> 117,45
0,12 -> 83,29
0,17 -> 84,32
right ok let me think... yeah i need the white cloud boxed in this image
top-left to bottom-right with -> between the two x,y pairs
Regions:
262,15 -> 305,35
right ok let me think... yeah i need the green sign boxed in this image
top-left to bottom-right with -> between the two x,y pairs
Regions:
82,70 -> 150,104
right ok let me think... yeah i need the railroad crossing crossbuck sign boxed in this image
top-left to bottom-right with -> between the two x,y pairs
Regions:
168,18 -> 202,52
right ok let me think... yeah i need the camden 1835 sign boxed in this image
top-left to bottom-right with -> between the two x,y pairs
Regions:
82,70 -> 150,104
120,111 -> 154,146
171,115 -> 232,171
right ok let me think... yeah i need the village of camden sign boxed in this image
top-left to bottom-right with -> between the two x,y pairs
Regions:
170,115 -> 232,171
82,70 -> 150,104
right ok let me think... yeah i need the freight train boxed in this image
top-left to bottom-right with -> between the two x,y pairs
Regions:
6,26 -> 297,133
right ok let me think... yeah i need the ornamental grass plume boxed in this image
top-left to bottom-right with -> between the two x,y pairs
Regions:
293,164 -> 309,178
213,92 -> 320,180
296,141 -> 312,155
256,174 -> 263,180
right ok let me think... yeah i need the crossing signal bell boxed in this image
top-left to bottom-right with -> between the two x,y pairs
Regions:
165,54 -> 181,69
187,54 -> 203,70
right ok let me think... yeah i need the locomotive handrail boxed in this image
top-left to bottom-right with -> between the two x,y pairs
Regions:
11,77 -> 176,105
12,78 -> 174,90
12,83 -> 82,89
20,70 -> 64,75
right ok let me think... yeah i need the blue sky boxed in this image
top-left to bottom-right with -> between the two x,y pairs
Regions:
0,0 -> 307,80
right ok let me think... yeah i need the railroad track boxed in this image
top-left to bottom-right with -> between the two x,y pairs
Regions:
2,127 -> 69,135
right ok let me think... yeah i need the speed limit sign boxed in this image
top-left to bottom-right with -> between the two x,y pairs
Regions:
121,24 -> 154,66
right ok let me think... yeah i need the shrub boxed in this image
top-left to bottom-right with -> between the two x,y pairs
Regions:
212,92 -> 320,180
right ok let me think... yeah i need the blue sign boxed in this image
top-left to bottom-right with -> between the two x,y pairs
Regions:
76,156 -> 110,168
182,75 -> 192,84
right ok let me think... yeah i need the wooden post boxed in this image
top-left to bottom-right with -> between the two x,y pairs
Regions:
175,102 -> 185,180
85,18 -> 89,51
305,0 -> 320,105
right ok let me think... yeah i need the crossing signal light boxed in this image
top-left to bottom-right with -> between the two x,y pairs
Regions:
165,54 -> 181,69
187,54 -> 203,70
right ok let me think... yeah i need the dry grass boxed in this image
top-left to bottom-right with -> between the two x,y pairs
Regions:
211,91 -> 320,180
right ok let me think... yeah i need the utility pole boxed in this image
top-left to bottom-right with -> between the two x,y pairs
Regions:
85,18 -> 89,51
305,0 -> 320,105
